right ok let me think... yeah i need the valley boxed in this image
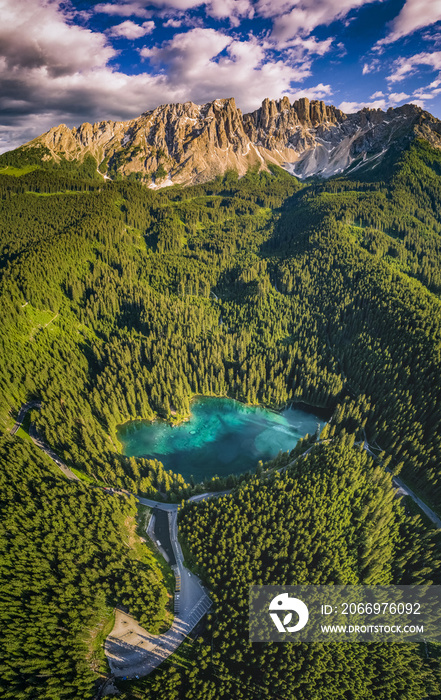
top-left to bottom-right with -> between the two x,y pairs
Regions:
11,395 -> 440,689
1,99 -> 441,699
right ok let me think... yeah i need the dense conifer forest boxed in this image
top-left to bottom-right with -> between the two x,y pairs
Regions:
0,437 -> 172,699
116,439 -> 441,699
1,138 -> 441,697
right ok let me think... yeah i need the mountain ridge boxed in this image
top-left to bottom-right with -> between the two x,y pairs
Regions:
20,97 -> 441,185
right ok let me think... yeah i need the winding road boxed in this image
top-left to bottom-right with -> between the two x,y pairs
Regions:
10,400 -> 41,435
105,498 -> 214,679
10,401 -> 79,480
391,474 -> 441,529
9,401 -> 441,680
9,403 -> 219,677
360,439 -> 441,529
28,422 -> 79,481
11,398 -> 441,533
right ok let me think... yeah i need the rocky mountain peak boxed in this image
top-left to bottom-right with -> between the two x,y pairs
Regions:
24,97 -> 441,185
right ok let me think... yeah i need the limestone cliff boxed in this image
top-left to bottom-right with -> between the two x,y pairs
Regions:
25,97 -> 441,185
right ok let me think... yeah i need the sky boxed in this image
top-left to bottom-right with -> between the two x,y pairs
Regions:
0,0 -> 441,152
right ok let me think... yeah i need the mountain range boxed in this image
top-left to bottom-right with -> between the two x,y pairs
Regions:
24,97 -> 441,186
3,85 -> 441,700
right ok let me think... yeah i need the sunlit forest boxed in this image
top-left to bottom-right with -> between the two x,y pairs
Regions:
1,138 -> 441,698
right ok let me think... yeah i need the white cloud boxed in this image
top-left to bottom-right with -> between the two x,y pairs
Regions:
207,0 -> 254,25
412,77 -> 441,100
388,91 -> 410,103
98,0 -> 253,25
387,51 -> 441,82
362,58 -> 380,75
282,36 -> 334,56
163,17 -> 183,26
161,13 -> 205,27
141,27 -> 231,71
108,20 -> 155,39
290,83 -> 333,100
254,0 -> 380,42
95,3 -> 152,18
378,0 -> 441,45
422,29 -> 441,44
141,28 -> 306,107
339,91 -> 419,113
0,4 -> 323,152
338,98 -> 387,112
412,91 -> 435,99
126,0 -> 206,9
335,41 -> 347,57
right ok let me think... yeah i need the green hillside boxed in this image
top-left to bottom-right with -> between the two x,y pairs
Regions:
1,139 -> 441,697
2,142 -> 441,504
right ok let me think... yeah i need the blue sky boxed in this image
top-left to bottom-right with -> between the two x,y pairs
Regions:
0,0 -> 440,151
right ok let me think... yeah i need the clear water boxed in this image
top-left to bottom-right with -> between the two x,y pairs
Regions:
118,397 -> 323,482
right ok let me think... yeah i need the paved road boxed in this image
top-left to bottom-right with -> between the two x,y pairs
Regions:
358,440 -> 441,529
137,490 -> 229,511
152,508 -> 176,565
284,439 -> 441,531
392,475 -> 441,528
105,499 -> 212,679
10,401 -> 41,435
19,400 -> 436,533
11,401 -> 440,681
10,401 -> 79,480
13,399 -> 440,532
28,423 -> 79,481
188,490 -> 230,502
138,497 -> 177,512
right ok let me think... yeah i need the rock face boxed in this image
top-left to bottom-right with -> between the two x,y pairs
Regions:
25,97 -> 441,185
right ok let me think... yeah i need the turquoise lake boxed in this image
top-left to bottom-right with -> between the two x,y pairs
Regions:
118,397 -> 323,482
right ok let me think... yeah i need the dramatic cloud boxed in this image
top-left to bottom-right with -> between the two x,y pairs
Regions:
140,27 -> 232,72
379,0 -> 441,45
141,28 -> 309,106
0,0 -> 159,149
0,0 -> 115,77
0,4 -> 313,152
108,20 -> 155,38
387,51 -> 441,82
1,0 -> 440,154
